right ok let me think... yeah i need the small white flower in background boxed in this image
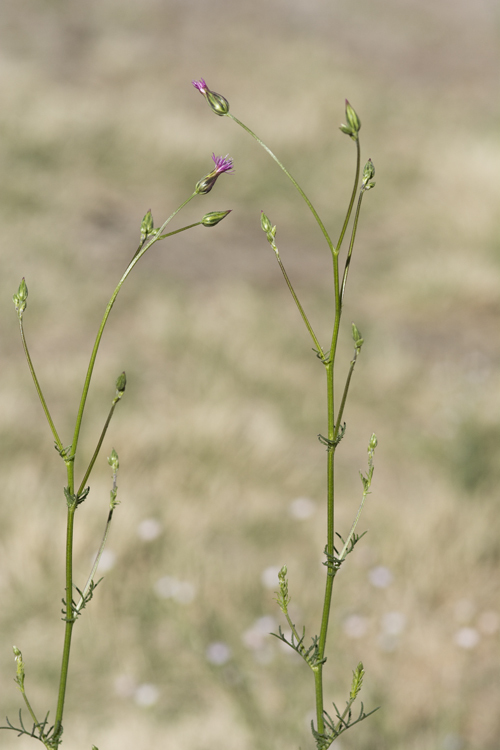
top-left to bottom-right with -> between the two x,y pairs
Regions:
368,565 -> 393,588
343,615 -> 368,639
261,566 -> 282,589
154,576 -> 196,604
454,627 -> 480,649
95,549 -> 116,573
134,683 -> 159,707
289,497 -> 316,520
137,518 -> 162,541
206,642 -> 231,665
242,615 -> 276,665
381,611 -> 406,636
242,616 -> 276,649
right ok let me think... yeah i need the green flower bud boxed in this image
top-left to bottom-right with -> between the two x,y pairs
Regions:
108,448 -> 119,472
13,646 -> 22,658
115,371 -> 127,395
278,564 -> 288,581
260,211 -> 272,234
260,211 -> 277,245
340,100 -> 361,141
362,158 -> 376,191
369,433 -> 378,451
13,278 -> 28,317
140,209 -> 155,240
352,323 -> 364,350
201,210 -> 232,227
346,100 -> 361,133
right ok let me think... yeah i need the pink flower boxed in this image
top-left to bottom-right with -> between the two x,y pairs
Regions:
211,153 -> 234,175
194,154 -> 234,195
192,78 -> 208,94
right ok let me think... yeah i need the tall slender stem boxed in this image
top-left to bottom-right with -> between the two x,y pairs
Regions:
313,140 -> 361,734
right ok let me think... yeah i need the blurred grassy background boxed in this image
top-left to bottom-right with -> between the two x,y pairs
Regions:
0,1 -> 499,749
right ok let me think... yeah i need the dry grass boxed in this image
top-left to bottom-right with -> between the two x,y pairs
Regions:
0,2 -> 499,749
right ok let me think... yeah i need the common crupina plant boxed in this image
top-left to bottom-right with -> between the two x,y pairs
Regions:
5,79 -> 379,750
193,79 -> 379,748
4,154 -> 233,749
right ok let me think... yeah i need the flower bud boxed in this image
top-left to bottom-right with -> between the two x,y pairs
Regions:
13,278 -> 28,317
140,209 -> 154,241
362,158 -> 376,191
369,433 -> 378,451
13,646 -> 22,658
192,79 -> 230,116
115,371 -> 127,395
260,211 -> 272,234
201,210 -> 232,227
340,100 -> 361,141
260,211 -> 277,245
351,323 -> 364,350
108,448 -> 119,472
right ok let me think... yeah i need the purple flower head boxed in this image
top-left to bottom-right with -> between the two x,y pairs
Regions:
191,78 -> 230,116
212,153 -> 234,175
194,153 -> 235,195
192,79 -> 208,94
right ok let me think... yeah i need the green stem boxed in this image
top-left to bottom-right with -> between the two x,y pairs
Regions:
334,138 -> 361,254
314,140 -> 361,736
19,319 -> 63,452
228,114 -> 335,254
334,347 -> 360,443
274,251 -> 324,358
53,504 -> 77,742
77,399 -> 119,497
19,687 -> 42,735
340,191 -> 365,303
